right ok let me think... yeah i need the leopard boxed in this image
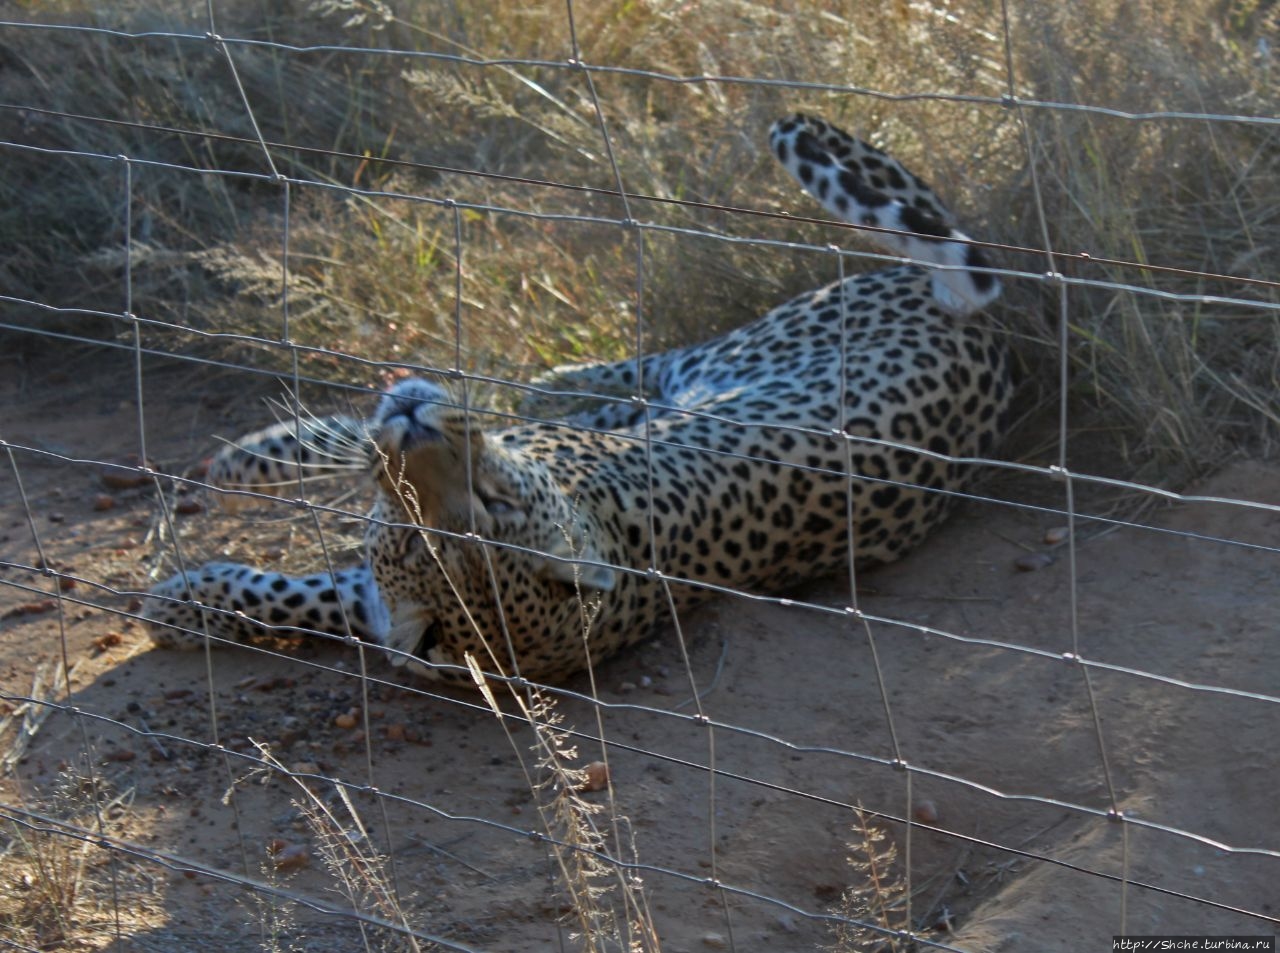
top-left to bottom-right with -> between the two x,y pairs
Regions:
143,113 -> 1011,686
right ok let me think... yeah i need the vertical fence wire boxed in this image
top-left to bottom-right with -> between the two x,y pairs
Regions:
998,0 -> 1130,936
0,6 -> 1277,952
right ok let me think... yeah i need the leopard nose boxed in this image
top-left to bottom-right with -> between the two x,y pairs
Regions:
379,391 -> 421,426
375,378 -> 450,426
373,385 -> 449,452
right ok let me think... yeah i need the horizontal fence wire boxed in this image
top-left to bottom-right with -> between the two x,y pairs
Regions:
0,5 -> 1277,952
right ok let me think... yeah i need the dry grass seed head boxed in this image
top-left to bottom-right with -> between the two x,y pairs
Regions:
6,2 -> 1279,480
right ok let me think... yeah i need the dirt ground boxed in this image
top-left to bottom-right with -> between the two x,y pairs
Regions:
0,346 -> 1277,952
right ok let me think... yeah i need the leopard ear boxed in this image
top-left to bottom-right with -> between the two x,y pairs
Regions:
538,536 -> 617,592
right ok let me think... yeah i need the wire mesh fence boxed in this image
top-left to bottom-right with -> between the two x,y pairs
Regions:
1,3 -> 1278,951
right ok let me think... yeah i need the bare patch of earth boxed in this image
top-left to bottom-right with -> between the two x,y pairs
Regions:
1,347 -> 1276,950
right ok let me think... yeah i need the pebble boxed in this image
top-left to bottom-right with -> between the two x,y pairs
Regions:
914,799 -> 940,824
100,468 -> 150,490
701,933 -> 727,949
579,761 -> 610,792
1043,526 -> 1070,545
1014,551 -> 1054,572
5,600 -> 56,618
269,841 -> 310,872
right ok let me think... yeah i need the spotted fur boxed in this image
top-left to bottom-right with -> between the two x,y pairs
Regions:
145,113 -> 1010,685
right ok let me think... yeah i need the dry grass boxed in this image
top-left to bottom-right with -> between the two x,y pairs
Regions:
0,806 -> 91,948
4,1 -> 1278,477
826,806 -> 912,953
469,660 -> 662,953
0,771 -> 138,950
249,744 -> 424,953
4,1 -> 1277,479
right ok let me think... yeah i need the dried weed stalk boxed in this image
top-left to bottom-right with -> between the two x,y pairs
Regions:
469,657 -> 660,953
0,771 -> 129,950
253,744 -> 422,953
829,806 -> 915,953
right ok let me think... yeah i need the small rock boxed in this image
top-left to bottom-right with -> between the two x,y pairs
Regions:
100,468 -> 149,491
333,708 -> 360,730
702,932 -> 727,949
914,799 -> 940,824
269,841 -> 310,872
1043,526 -> 1070,545
91,632 -> 124,652
578,761 -> 610,792
92,494 -> 117,512
257,677 -> 292,692
278,727 -> 306,748
5,600 -> 57,618
1014,552 -> 1054,572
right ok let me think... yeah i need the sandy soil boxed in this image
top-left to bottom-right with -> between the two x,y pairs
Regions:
0,347 -> 1277,951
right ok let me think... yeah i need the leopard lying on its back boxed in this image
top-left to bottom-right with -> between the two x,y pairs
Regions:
145,113 -> 1011,685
